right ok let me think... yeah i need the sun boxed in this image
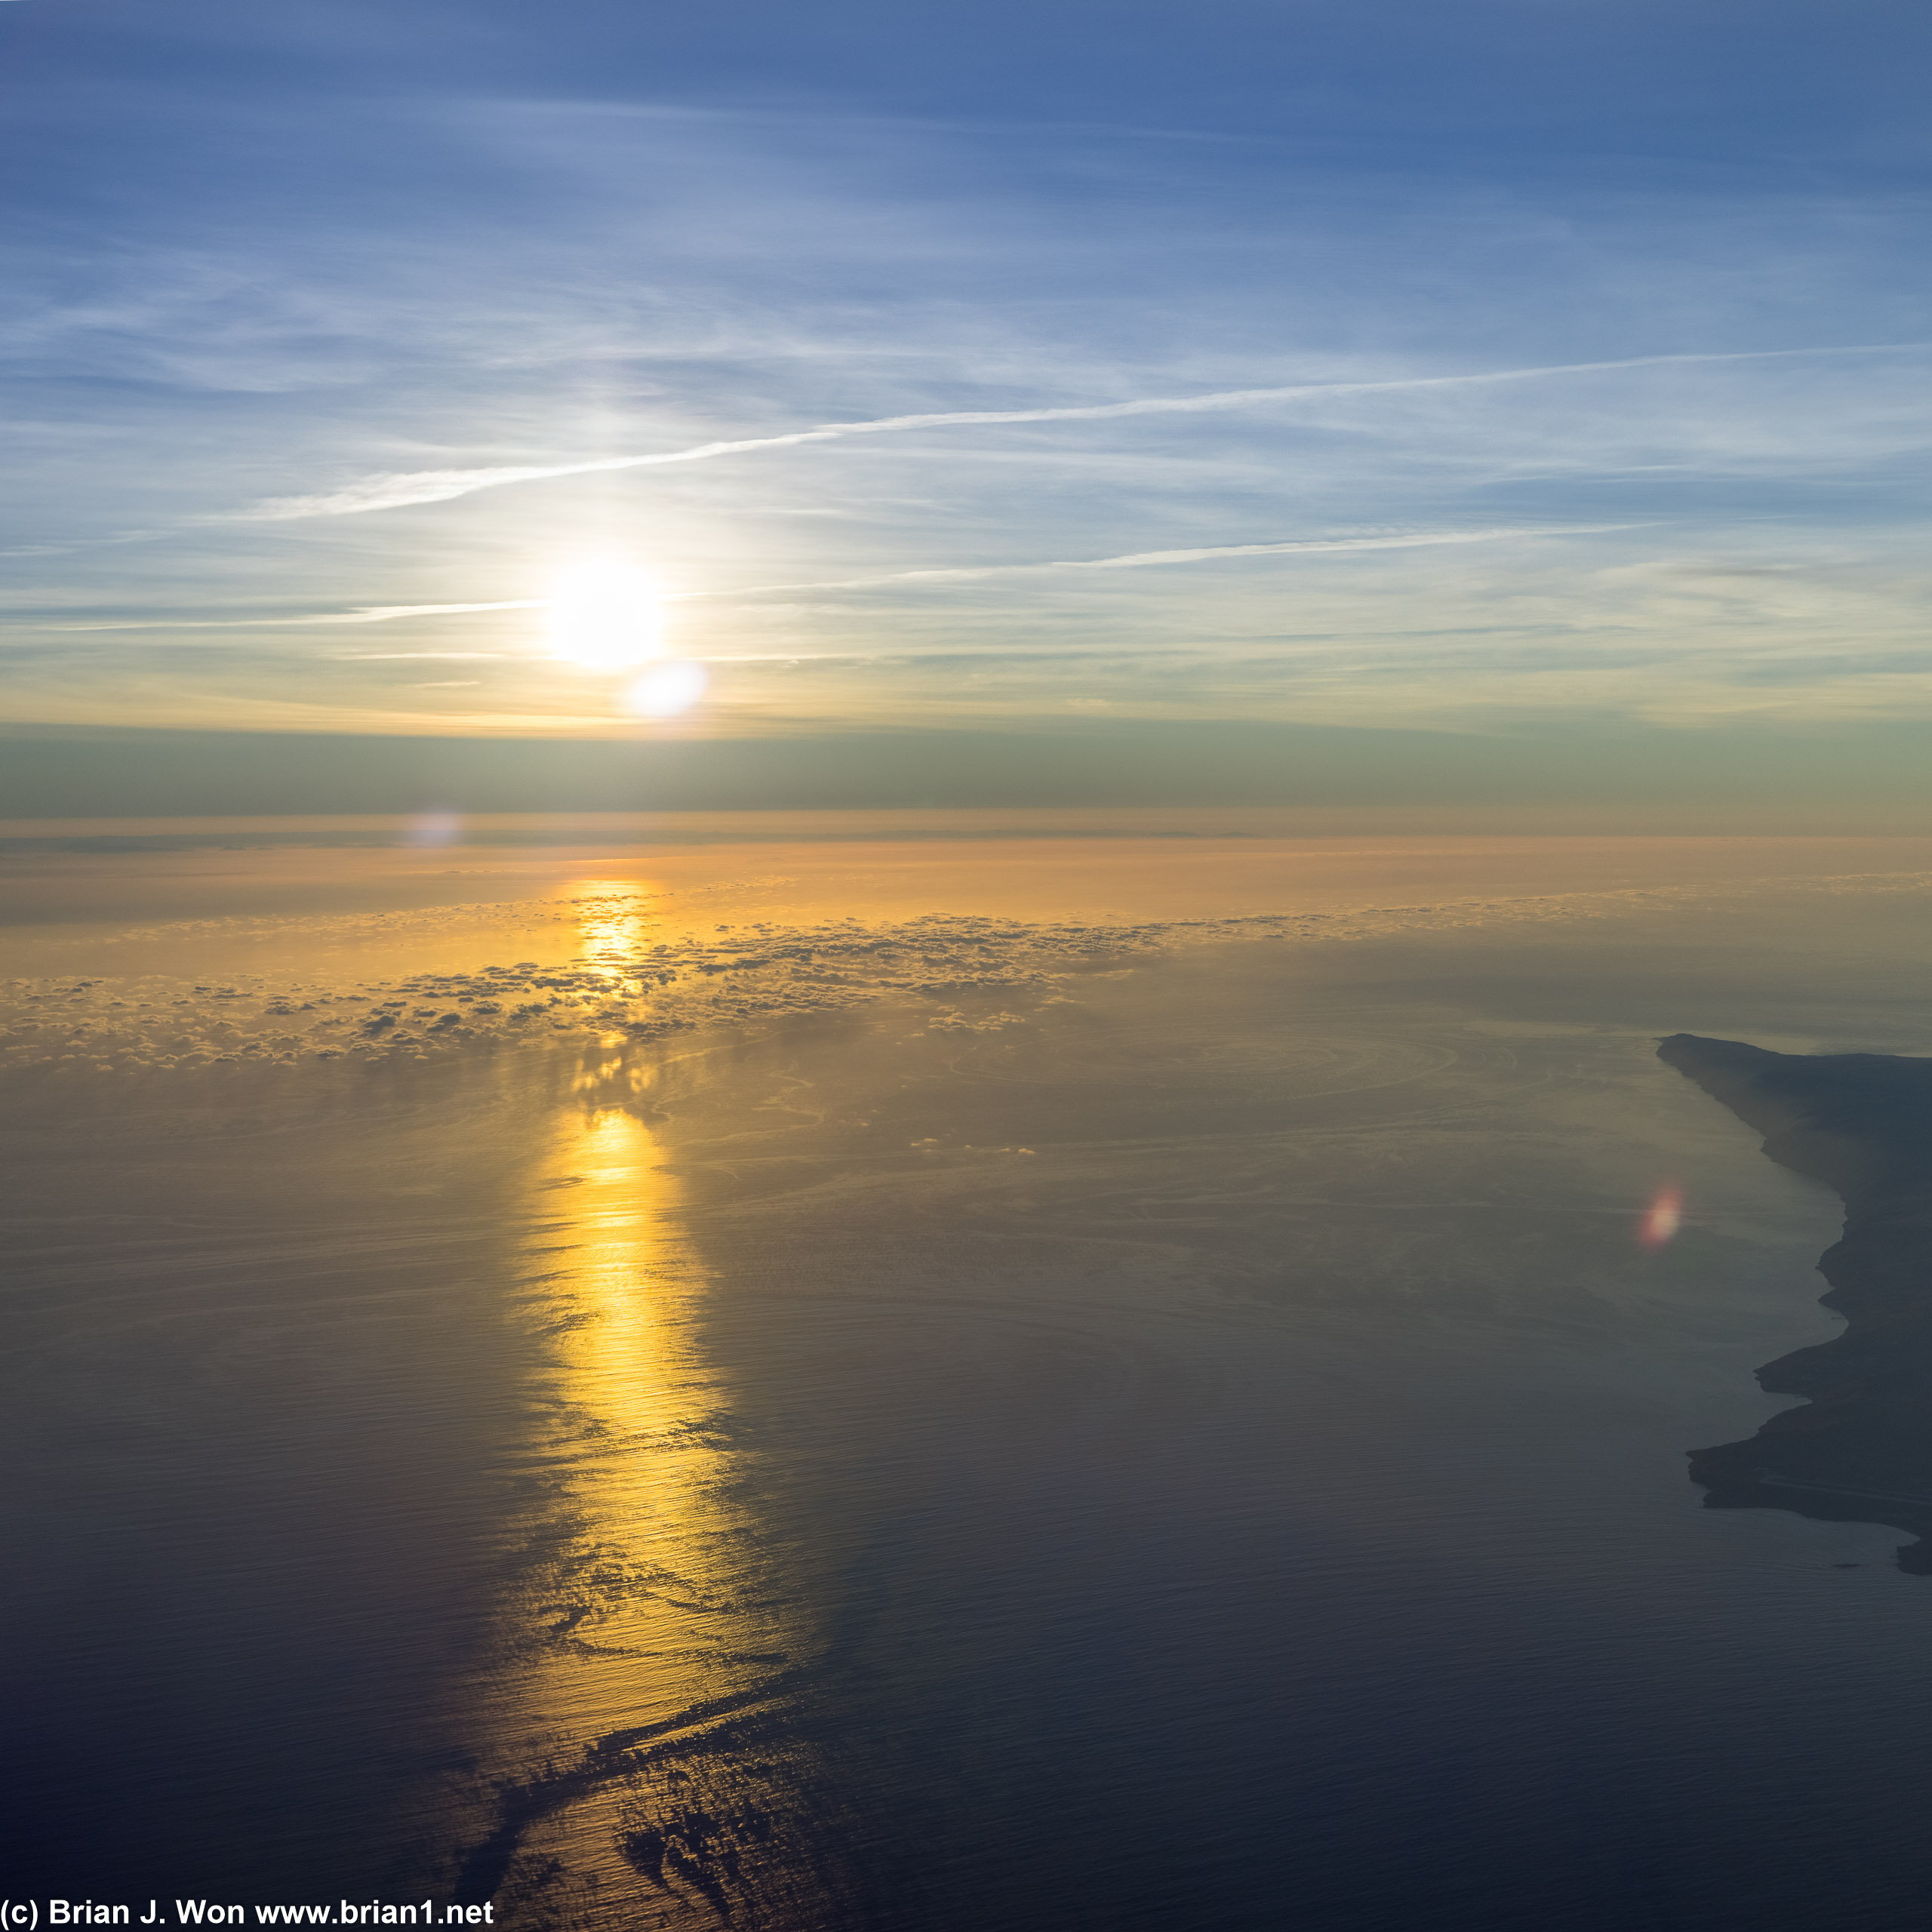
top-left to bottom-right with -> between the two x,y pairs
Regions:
547,561 -> 665,670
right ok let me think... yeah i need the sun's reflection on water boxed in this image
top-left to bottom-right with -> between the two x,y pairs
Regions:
519,1094 -> 737,1712
447,878 -> 848,1922
460,1039 -> 842,1927
569,881 -> 661,986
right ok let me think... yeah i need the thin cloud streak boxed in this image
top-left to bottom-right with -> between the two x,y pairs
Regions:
670,523 -> 1641,600
306,601 -> 543,623
235,343 -> 1932,521
42,601 -> 540,635
24,525 -> 1637,639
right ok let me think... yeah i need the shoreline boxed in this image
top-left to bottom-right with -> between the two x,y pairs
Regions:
1661,1032 -> 1932,1571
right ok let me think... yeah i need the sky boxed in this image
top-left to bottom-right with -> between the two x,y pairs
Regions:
3,0 -> 1930,811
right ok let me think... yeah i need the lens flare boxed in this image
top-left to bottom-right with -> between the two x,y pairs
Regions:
401,808 -> 462,848
1638,1183 -> 1683,1248
624,658 -> 707,718
547,561 -> 664,669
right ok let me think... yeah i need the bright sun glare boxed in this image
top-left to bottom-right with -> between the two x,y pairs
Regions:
547,561 -> 665,670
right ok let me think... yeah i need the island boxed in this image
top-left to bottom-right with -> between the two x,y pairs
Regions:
1659,1033 -> 1932,1573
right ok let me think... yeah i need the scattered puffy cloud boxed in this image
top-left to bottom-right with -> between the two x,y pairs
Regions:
16,866 -> 1931,1077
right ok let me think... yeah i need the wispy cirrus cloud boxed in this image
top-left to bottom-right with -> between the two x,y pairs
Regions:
42,601 -> 540,634
671,522 -> 1641,600
11,27 -> 1932,759
233,344 -> 1927,521
29,525 -> 1632,638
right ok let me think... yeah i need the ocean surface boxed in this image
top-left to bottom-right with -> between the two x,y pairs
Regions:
10,820 -> 1932,1930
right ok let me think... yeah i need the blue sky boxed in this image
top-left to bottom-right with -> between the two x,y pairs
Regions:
3,0 -> 1929,763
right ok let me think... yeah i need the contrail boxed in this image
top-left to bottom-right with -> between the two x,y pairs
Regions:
235,342 -> 1930,522
36,523 -> 1632,638
304,599 -> 543,623
47,600 -> 541,634
666,523 -> 1638,600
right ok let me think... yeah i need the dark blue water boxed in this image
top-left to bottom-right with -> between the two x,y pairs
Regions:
8,903 -> 1932,1930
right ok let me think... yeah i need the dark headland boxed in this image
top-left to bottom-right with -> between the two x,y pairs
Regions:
1660,1033 -> 1932,1571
